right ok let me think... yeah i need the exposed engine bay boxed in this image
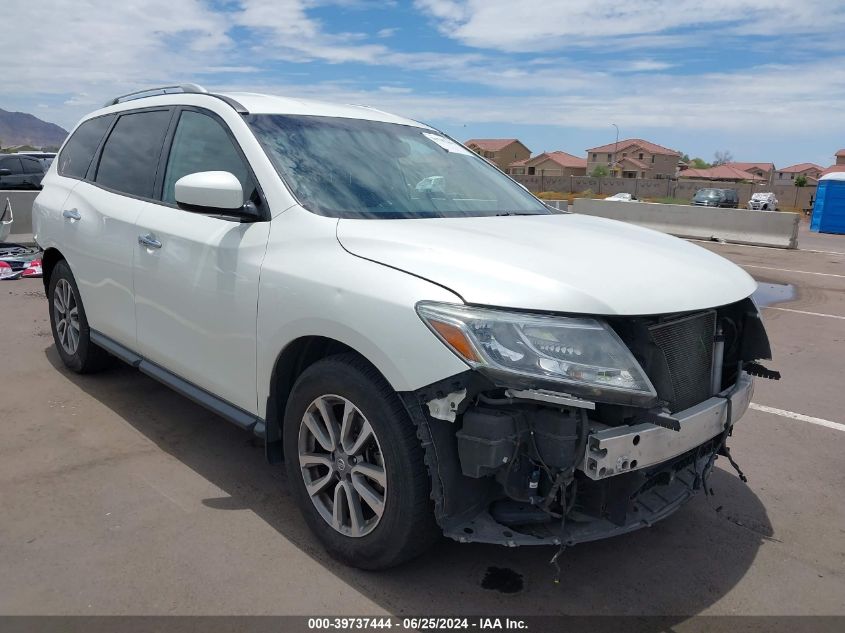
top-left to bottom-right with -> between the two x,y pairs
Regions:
400,297 -> 778,547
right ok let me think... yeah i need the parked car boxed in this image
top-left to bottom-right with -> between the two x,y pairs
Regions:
692,188 -> 739,208
0,154 -> 45,189
34,85 -> 776,570
747,192 -> 779,211
604,192 -> 639,202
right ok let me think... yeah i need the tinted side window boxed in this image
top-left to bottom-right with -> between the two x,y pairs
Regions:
162,110 -> 255,205
58,115 -> 114,179
96,110 -> 171,198
1,157 -> 24,174
21,157 -> 43,174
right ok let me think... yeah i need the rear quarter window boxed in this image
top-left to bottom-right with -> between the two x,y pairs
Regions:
57,115 -> 115,179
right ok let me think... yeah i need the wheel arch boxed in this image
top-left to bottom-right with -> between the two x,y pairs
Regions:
264,335 -> 389,464
41,247 -> 66,293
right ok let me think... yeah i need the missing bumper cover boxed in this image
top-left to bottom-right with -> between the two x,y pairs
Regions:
579,372 -> 753,481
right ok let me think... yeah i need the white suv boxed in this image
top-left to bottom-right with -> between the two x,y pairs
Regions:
34,85 -> 776,570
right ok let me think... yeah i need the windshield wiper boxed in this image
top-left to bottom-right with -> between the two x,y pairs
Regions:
493,211 -> 541,216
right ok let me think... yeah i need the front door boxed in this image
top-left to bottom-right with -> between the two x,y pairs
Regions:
132,108 -> 270,414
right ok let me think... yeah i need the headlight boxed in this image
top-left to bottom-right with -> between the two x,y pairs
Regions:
416,302 -> 656,400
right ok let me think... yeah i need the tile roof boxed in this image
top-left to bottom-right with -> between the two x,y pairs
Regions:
532,151 -> 587,168
725,162 -> 775,173
822,164 -> 845,176
586,138 -> 680,156
679,165 -> 764,181
509,151 -> 586,169
778,163 -> 823,173
618,156 -> 649,170
835,149 -> 845,157
465,138 -> 521,152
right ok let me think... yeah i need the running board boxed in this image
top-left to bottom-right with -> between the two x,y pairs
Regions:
90,331 -> 265,437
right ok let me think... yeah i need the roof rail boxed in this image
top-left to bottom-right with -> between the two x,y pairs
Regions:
104,83 -> 208,107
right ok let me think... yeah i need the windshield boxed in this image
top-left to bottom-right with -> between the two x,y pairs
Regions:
246,114 -> 550,219
694,189 -> 724,200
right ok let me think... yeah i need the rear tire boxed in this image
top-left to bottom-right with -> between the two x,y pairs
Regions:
283,353 -> 438,569
48,260 -> 111,373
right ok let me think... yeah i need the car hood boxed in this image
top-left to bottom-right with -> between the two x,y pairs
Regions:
336,213 -> 757,316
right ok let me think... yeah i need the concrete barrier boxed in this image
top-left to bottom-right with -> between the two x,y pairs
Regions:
1,190 -> 39,237
573,198 -> 800,249
544,199 -> 568,211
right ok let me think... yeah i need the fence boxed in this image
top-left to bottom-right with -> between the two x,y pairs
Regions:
513,175 -> 817,210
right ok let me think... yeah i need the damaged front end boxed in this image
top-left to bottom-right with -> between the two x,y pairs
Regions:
401,298 -> 777,548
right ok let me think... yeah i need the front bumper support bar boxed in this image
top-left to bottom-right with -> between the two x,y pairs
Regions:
580,372 -> 754,481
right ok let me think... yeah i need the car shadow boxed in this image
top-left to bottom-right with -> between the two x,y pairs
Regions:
45,347 -> 772,619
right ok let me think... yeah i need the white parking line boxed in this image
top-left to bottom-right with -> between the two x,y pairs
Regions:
763,306 -> 845,320
749,403 -> 845,433
744,264 -> 845,279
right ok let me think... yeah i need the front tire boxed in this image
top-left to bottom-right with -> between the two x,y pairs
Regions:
283,354 -> 438,569
48,260 -> 111,373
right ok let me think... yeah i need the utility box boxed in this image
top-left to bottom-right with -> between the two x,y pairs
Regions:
811,172 -> 845,235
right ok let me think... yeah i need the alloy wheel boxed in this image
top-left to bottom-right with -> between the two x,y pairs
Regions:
53,278 -> 80,355
298,394 -> 387,537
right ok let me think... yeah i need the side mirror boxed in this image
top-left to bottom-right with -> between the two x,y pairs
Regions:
174,171 -> 258,219
0,168 -> 12,177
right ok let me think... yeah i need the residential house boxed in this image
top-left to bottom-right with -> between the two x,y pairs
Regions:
507,151 -> 587,177
585,138 -> 680,179
678,165 -> 764,182
821,150 -> 845,176
724,162 -> 775,183
465,139 -> 531,171
776,163 -> 824,184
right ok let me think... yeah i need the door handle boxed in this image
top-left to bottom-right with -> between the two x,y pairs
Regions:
138,234 -> 162,249
62,208 -> 81,220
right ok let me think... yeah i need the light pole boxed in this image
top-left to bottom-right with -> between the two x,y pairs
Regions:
611,123 -> 619,177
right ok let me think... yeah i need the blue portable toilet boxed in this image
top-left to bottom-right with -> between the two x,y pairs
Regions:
811,172 -> 845,234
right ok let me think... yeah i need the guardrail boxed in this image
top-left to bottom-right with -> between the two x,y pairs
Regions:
573,198 -> 800,249
1,190 -> 39,239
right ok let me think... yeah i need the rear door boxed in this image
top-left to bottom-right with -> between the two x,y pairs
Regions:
133,107 -> 270,414
59,108 -> 172,348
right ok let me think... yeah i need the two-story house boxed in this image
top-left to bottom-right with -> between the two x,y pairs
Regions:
776,163 -> 824,184
464,139 -> 531,172
507,151 -> 587,177
585,139 -> 680,179
821,150 -> 845,176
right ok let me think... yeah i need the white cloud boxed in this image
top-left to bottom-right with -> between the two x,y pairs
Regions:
2,0 -> 844,155
4,0 -> 236,95
413,0 -> 845,52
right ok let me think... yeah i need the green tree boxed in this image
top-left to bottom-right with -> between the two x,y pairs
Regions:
690,157 -> 711,169
590,165 -> 609,177
795,174 -> 808,187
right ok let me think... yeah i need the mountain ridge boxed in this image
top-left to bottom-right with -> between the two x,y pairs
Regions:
0,108 -> 68,150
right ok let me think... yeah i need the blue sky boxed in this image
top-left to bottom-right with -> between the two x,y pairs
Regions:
5,0 -> 845,167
